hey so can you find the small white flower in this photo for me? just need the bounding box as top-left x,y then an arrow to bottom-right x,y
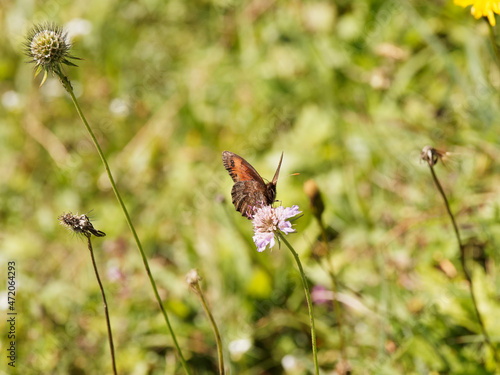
281,354 -> 299,371
186,269 -> 201,286
228,338 -> 252,357
251,205 -> 301,252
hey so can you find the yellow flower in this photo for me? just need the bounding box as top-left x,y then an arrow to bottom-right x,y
455,0 -> 500,26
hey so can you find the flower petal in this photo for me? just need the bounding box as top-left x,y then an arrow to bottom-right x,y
251,204 -> 301,251
487,10 -> 497,25
253,231 -> 275,252
456,1 -> 500,24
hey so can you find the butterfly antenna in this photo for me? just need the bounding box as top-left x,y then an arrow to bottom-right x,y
272,152 -> 284,184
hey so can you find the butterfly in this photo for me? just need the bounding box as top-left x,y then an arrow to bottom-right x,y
222,151 -> 283,219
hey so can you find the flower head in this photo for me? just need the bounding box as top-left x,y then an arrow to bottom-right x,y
251,205 -> 301,252
420,145 -> 450,167
186,269 -> 202,288
59,212 -> 106,238
24,23 -> 81,86
454,0 -> 500,26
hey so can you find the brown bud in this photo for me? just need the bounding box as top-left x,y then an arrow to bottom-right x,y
304,179 -> 324,220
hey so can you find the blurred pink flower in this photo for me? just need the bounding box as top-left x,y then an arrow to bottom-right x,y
252,205 -> 301,252
311,285 -> 333,305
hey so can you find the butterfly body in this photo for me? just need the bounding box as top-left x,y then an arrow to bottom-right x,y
222,151 -> 283,219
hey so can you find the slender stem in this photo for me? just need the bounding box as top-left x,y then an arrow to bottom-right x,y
58,73 -> 191,374
192,283 -> 225,375
317,219 -> 347,365
277,232 -> 319,375
428,163 -> 499,366
487,21 -> 500,69
86,235 -> 118,375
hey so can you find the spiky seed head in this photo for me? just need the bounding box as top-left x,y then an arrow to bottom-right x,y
59,212 -> 106,238
24,23 -> 81,86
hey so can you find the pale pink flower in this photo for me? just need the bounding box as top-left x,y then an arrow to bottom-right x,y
251,205 -> 301,252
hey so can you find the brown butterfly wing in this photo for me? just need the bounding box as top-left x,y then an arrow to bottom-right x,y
222,151 -> 270,219
222,151 -> 266,184
231,181 -> 270,218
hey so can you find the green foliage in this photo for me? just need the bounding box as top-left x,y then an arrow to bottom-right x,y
2,0 -> 500,373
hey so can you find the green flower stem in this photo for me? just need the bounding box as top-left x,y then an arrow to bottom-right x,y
317,219 -> 346,366
427,163 -> 499,366
487,21 -> 500,69
57,72 -> 192,375
86,235 -> 117,375
191,282 -> 225,375
277,232 -> 319,375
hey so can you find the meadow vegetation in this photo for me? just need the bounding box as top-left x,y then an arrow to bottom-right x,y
2,0 -> 500,374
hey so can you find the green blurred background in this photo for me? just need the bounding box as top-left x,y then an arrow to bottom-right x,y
2,0 -> 500,373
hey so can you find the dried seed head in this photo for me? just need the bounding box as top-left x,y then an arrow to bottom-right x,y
59,212 -> 106,238
186,269 -> 202,292
420,145 -> 449,167
24,23 -> 81,86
